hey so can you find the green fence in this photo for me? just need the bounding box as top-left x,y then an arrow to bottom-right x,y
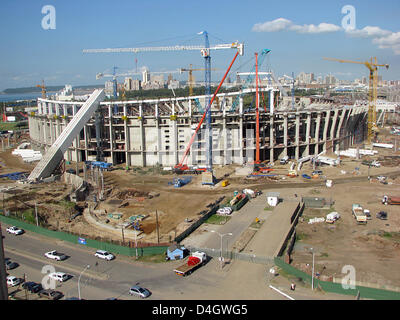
0,214 -> 168,257
274,257 -> 400,300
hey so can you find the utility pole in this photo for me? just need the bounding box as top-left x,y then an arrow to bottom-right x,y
35,202 -> 39,226
0,223 -> 9,300
155,210 -> 160,244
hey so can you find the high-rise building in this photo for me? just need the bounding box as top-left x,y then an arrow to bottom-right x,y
142,69 -> 150,84
105,80 -> 114,95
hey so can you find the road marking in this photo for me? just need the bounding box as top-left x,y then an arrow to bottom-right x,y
269,285 -> 295,300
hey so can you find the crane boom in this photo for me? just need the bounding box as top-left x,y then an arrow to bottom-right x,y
176,51 -> 240,168
83,42 -> 244,55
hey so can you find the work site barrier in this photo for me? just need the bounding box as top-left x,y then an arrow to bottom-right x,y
0,214 -> 168,257
187,246 -> 274,265
274,257 -> 400,300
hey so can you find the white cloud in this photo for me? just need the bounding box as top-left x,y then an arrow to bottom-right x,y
346,26 -> 392,38
290,23 -> 342,34
373,31 -> 400,55
252,18 -> 293,32
252,18 -> 341,34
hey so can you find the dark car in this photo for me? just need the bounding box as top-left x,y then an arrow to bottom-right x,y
5,260 -> 19,270
376,211 -> 388,220
38,289 -> 64,300
22,281 -> 43,293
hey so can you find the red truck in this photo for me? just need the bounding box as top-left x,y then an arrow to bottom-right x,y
382,195 -> 400,205
173,251 -> 207,276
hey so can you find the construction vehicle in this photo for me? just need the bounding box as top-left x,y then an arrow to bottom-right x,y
324,57 -> 389,144
382,195 -> 400,205
352,204 -> 367,224
173,251 -> 207,276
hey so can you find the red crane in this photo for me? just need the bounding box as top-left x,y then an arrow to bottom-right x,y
174,51 -> 241,171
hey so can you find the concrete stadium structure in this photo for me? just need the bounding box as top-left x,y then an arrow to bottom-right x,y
28,87 -> 367,167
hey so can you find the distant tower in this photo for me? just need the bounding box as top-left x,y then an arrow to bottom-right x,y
142,69 -> 150,84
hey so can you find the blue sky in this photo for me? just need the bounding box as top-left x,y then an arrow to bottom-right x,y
0,0 -> 399,90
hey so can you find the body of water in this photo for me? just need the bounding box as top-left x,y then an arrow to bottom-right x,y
0,92 -> 56,102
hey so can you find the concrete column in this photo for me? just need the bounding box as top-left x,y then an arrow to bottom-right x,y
223,115 -> 228,165
108,105 -> 114,164
314,112 -> 321,155
123,104 -> 130,167
283,113 -> 288,157
188,99 -> 192,118
322,110 -> 331,152
83,125 -> 88,161
239,95 -> 243,115
139,105 -> 146,167
295,113 -> 300,160
239,117 -> 244,165
335,108 -> 347,152
305,112 -> 311,156
269,89 -> 274,115
330,109 -> 339,153
269,116 -> 274,162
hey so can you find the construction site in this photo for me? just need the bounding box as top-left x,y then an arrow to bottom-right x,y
1,37 -> 400,293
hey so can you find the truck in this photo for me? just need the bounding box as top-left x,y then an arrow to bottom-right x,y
352,204 -> 367,224
382,195 -> 400,205
173,251 -> 207,276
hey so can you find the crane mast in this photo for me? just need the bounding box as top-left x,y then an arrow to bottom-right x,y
323,56 -> 389,144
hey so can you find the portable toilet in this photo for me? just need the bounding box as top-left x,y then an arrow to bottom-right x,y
266,192 -> 280,207
167,244 -> 187,260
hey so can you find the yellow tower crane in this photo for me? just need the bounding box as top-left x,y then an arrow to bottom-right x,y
323,57 -> 389,144
180,64 -> 218,96
36,80 -> 47,99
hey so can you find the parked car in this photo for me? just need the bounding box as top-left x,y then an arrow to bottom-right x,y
49,272 -> 70,282
129,285 -> 151,298
5,260 -> 19,270
312,170 -> 323,176
22,281 -> 43,293
6,276 -> 23,287
38,289 -> 64,300
376,211 -> 388,220
95,250 -> 115,261
6,226 -> 24,235
44,250 -> 67,261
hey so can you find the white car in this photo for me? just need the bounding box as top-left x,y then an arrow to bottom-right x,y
44,250 -> 67,261
94,250 -> 115,261
49,272 -> 69,282
6,226 -> 24,235
7,276 -> 22,287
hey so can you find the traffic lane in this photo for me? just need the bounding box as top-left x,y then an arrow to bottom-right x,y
4,249 -> 137,300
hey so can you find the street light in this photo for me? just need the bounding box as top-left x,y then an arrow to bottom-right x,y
308,248 -> 315,291
78,264 -> 90,300
210,230 -> 233,269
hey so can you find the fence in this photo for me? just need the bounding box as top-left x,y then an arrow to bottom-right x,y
186,246 -> 274,265
274,257 -> 400,300
0,214 -> 169,257
174,205 -> 219,243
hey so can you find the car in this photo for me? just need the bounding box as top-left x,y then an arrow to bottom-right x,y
128,285 -> 151,298
312,170 -> 323,176
376,211 -> 388,220
44,250 -> 67,261
6,226 -> 24,235
49,272 -> 69,282
6,276 -> 23,287
38,289 -> 64,300
5,260 -> 19,270
95,250 -> 115,261
22,281 -> 43,293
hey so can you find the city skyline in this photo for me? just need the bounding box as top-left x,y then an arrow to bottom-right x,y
1,0 -> 399,91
